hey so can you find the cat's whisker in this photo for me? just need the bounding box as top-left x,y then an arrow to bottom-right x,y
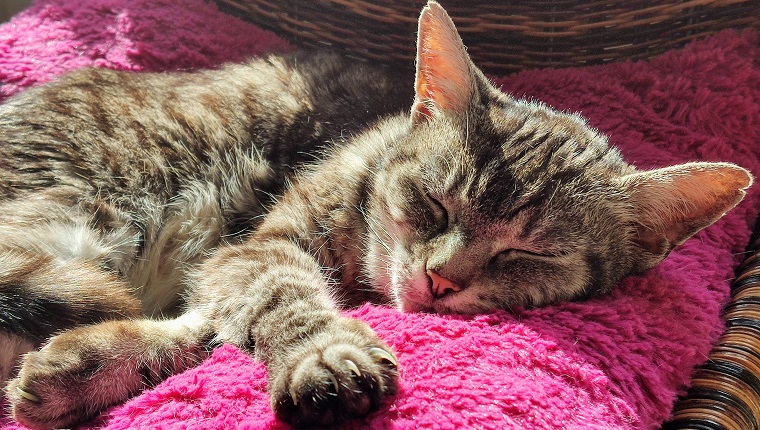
362,213 -> 395,256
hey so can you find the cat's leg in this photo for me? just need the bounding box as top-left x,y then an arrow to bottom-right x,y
1,188 -> 220,429
0,253 -> 141,384
0,187 -> 148,427
191,238 -> 398,426
0,191 -> 144,385
6,311 -> 213,430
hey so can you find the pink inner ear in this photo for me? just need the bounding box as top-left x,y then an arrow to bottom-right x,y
412,2 -> 474,123
626,162 -> 752,250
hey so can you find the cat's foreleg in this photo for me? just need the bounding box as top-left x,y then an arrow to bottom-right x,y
7,311 -> 213,430
191,238 -> 398,426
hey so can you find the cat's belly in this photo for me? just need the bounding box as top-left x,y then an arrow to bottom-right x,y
126,183 -> 229,317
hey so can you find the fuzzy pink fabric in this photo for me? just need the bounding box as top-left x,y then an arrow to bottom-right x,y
1,1 -> 759,429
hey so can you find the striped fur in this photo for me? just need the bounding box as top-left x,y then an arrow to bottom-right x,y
0,2 -> 752,428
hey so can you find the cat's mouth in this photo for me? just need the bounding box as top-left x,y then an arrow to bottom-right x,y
395,271 -> 464,314
396,277 -> 434,313
399,298 -> 434,313
399,295 -> 480,315
389,258 -> 481,314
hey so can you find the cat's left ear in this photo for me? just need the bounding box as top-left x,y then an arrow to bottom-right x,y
620,162 -> 753,268
412,1 -> 478,125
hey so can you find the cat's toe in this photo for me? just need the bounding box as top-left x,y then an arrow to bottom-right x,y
270,320 -> 398,426
6,348 -> 93,430
8,370 -> 57,429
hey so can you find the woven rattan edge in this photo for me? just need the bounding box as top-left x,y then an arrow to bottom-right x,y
663,214 -> 760,430
214,0 -> 760,74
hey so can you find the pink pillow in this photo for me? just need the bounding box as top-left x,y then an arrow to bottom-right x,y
1,1 -> 758,428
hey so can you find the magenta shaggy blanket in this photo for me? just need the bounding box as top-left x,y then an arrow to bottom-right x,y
1,1 -> 759,429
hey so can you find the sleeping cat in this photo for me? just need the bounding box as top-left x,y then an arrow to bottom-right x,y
0,1 -> 752,428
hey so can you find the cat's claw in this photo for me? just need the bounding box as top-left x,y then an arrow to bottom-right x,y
16,387 -> 41,403
369,347 -> 398,367
270,319 -> 398,426
345,359 -> 361,377
288,360 -> 361,406
327,371 -> 340,393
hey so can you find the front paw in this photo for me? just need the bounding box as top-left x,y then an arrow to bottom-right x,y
6,325 -> 141,430
8,344 -> 97,429
269,318 -> 398,426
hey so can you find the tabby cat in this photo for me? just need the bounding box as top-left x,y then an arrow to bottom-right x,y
0,2 -> 752,428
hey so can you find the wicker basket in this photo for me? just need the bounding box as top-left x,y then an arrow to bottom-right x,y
214,0 -> 760,73
664,222 -> 760,430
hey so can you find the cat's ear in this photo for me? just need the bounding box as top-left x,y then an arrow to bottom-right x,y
412,1 -> 477,124
621,162 -> 752,267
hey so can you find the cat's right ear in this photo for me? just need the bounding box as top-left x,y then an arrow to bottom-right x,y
412,1 -> 477,125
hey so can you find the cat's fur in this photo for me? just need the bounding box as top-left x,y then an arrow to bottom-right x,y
0,2 -> 752,428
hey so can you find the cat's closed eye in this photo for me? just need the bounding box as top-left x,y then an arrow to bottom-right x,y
491,248 -> 557,265
423,191 -> 448,233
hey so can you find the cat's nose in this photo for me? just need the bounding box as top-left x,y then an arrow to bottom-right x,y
427,270 -> 461,299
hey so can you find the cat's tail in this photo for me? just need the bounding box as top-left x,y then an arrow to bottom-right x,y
6,310 -> 215,430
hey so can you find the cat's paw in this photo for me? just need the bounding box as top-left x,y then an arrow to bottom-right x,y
269,318 -> 398,426
6,324 -> 141,430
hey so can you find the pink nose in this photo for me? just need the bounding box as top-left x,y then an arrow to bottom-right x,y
428,270 -> 461,299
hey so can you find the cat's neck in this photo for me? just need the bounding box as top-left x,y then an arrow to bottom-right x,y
251,114 -> 412,308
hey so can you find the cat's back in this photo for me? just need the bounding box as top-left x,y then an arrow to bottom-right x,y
0,51 -> 409,202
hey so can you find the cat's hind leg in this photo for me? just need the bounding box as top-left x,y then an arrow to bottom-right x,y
0,189 -> 143,380
0,187 -> 221,429
0,251 -> 143,346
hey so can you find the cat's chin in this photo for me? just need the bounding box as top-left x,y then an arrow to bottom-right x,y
398,299 -> 434,314
397,296 -> 483,315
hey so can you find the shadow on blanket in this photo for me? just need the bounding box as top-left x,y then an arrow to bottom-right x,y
0,0 -> 758,429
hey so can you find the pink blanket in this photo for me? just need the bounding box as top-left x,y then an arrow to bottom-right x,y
1,1 -> 759,429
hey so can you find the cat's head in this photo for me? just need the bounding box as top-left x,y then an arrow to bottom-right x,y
363,1 -> 753,313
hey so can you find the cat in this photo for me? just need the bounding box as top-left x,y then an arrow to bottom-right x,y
0,1 -> 752,428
